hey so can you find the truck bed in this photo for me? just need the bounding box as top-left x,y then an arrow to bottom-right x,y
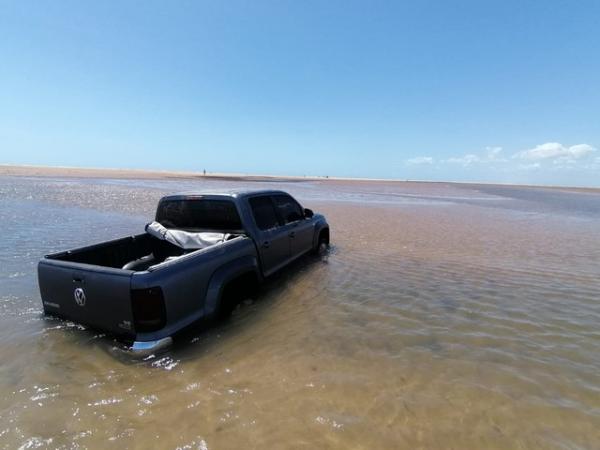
46,233 -> 185,270
38,232 -> 253,341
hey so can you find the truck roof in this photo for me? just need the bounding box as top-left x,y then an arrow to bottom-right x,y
159,189 -> 289,201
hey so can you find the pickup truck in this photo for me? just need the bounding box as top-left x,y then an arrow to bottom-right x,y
38,189 -> 330,354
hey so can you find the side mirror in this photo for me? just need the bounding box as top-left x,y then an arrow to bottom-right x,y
304,208 -> 314,219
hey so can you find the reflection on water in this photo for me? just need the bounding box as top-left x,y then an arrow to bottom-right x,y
0,176 -> 599,449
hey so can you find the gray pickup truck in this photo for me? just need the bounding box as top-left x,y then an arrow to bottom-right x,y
38,189 -> 330,353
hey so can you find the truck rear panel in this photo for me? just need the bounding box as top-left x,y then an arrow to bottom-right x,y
38,260 -> 136,338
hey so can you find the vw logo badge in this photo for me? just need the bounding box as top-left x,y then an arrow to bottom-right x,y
74,287 -> 86,306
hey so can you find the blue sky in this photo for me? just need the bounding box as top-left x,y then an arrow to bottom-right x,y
1,1 -> 599,186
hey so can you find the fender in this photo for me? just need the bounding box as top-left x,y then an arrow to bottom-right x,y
312,215 -> 330,249
204,255 -> 261,317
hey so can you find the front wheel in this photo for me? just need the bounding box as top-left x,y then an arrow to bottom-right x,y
313,233 -> 330,256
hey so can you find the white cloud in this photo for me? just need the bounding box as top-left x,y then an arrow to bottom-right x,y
404,143 -> 597,175
515,142 -> 596,161
406,156 -> 434,165
582,156 -> 600,170
445,146 -> 505,167
447,154 -> 480,166
485,146 -> 504,160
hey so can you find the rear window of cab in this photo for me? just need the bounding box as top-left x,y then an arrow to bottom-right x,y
156,199 -> 242,231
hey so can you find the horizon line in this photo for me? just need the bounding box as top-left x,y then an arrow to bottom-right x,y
1,163 -> 599,192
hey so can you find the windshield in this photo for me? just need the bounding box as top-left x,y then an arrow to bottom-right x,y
156,199 -> 243,231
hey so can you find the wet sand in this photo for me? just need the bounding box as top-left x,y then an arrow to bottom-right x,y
0,169 -> 599,449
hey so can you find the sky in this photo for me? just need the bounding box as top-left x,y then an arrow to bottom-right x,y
1,0 -> 599,186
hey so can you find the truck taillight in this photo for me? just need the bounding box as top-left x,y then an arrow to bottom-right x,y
131,287 -> 166,332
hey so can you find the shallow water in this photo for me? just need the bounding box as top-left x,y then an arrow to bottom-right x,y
1,176 -> 599,449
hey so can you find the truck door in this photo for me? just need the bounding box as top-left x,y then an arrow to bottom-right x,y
248,196 -> 290,276
271,194 -> 314,257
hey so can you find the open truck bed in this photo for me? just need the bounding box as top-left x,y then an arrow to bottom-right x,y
38,232 -> 257,351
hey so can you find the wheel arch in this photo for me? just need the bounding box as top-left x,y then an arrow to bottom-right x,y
204,255 -> 261,317
313,223 -> 330,250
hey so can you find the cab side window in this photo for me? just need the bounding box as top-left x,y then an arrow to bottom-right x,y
272,195 -> 303,224
249,196 -> 281,230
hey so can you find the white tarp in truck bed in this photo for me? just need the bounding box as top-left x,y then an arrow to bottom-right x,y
145,221 -> 230,250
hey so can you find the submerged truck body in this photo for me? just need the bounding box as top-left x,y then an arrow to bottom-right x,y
38,189 -> 330,353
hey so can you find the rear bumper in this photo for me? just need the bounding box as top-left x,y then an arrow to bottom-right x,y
129,337 -> 173,356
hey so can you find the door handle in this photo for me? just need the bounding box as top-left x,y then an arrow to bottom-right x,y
262,241 -> 270,248
289,231 -> 296,238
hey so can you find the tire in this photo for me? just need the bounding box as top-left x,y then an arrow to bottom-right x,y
215,285 -> 238,320
215,273 -> 258,320
313,232 -> 329,256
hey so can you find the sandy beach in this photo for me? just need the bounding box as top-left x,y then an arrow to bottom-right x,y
3,163 -> 599,194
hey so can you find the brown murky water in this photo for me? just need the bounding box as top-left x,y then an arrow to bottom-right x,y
1,176 -> 599,449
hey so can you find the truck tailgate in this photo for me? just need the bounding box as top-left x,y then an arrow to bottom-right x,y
38,260 -> 135,338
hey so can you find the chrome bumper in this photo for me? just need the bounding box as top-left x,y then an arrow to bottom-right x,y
129,337 -> 173,355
